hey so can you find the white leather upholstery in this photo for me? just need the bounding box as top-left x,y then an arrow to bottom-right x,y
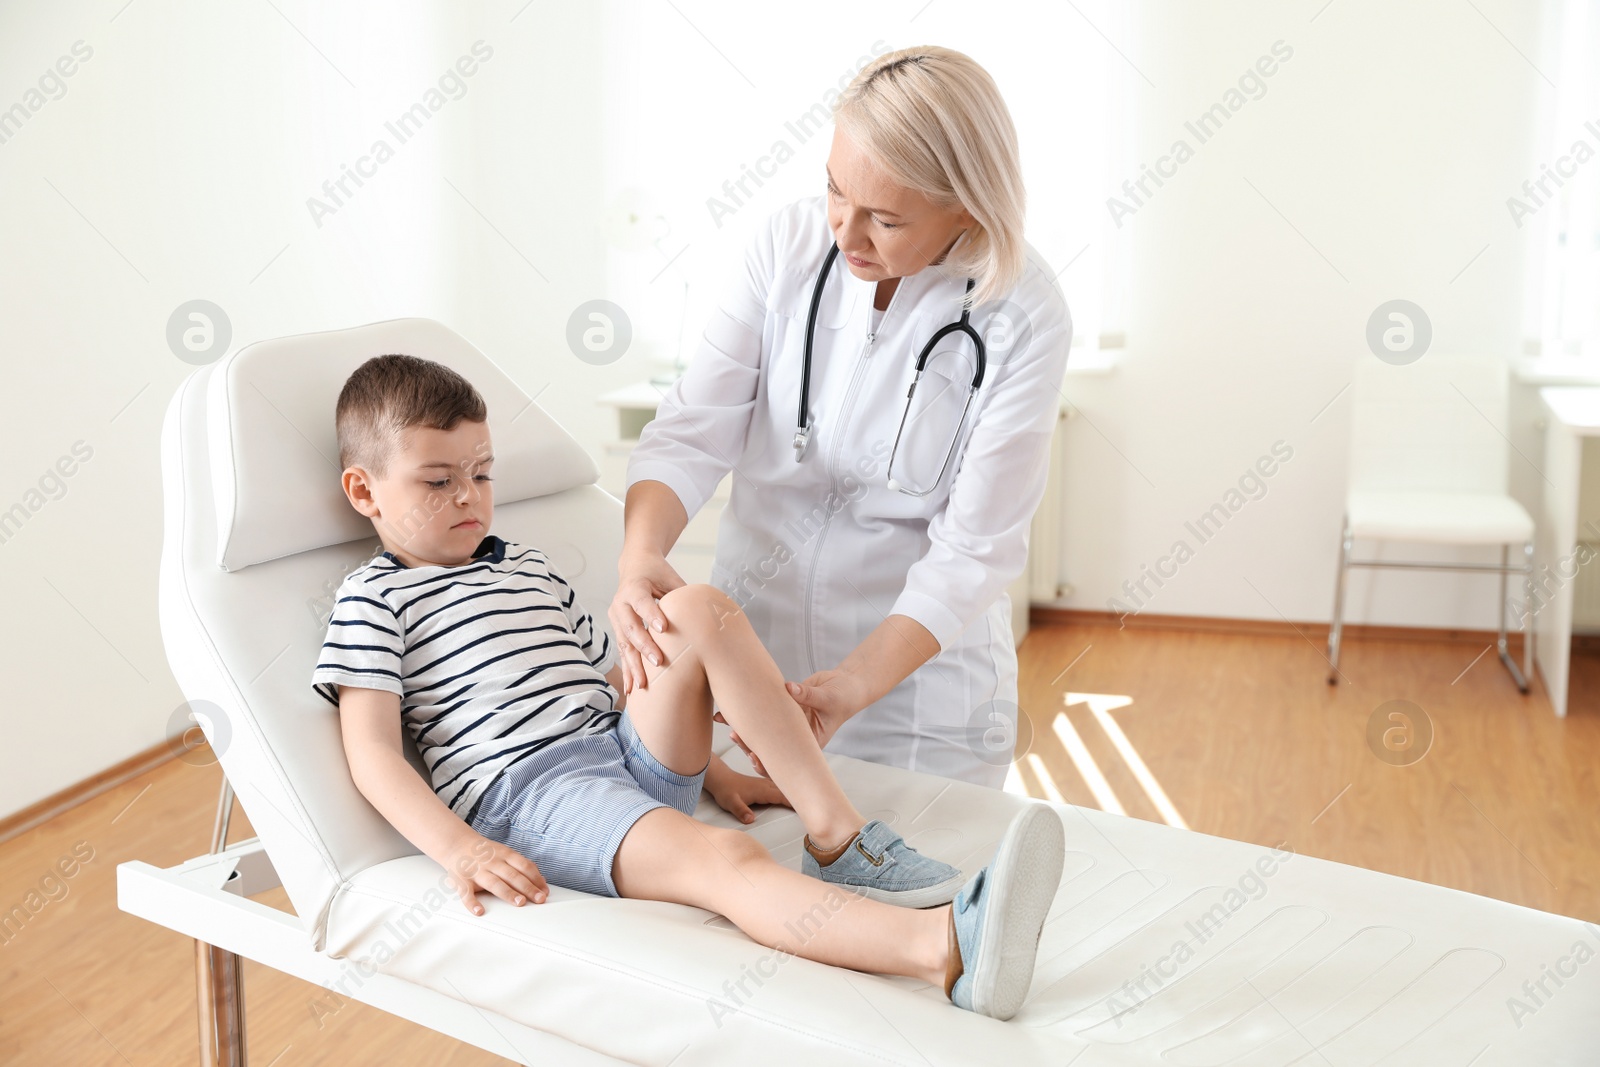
1347,489 -> 1535,544
208,317 -> 596,572
324,757 -> 1599,1065
162,322 -> 1597,1064
1349,353 -> 1512,498
160,319 -> 626,941
1345,354 -> 1532,547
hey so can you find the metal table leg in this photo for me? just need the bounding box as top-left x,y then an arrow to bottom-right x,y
195,776 -> 247,1066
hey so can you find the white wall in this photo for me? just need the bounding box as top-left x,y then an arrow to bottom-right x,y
1056,0 -> 1550,628
588,0 -> 1123,388
583,0 -> 1559,632
0,0 -> 1565,817
0,1 -> 610,817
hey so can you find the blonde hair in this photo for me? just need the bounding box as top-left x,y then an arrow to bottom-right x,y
832,46 -> 1025,308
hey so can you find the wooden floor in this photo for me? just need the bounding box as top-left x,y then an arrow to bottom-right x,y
1014,619 -> 1600,923
1,622 -> 1596,1064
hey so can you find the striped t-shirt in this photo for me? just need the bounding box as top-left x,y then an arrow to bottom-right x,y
311,534 -> 619,823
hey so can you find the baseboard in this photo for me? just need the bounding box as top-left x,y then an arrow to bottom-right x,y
1030,605 -> 1534,647
0,739 -> 187,845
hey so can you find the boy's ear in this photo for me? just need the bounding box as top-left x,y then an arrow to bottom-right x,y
342,467 -> 380,519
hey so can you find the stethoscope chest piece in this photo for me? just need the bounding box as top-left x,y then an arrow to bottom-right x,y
792,424 -> 812,461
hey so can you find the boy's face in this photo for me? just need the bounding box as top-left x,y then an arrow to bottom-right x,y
342,419 -> 495,569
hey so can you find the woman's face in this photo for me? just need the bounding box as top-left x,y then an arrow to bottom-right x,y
825,128 -> 974,285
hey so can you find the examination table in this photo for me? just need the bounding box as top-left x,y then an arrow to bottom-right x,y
118,318 -> 1599,1065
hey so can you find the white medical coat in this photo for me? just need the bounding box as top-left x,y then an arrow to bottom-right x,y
626,195 -> 1072,787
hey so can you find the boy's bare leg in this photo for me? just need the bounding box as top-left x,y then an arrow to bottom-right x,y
622,584 -> 867,850
612,807 -> 949,987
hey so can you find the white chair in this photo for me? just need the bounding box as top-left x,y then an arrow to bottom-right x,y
119,320 -> 1595,1064
1328,353 -> 1536,690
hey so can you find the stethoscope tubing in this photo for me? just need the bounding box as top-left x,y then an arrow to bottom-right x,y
795,242 -> 986,496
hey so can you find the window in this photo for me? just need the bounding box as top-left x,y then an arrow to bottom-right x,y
595,1 -> 1132,368
1520,0 -> 1600,375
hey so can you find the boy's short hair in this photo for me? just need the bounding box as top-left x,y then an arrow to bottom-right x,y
336,354 -> 487,476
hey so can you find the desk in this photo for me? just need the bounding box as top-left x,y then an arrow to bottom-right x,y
1535,386 -> 1600,715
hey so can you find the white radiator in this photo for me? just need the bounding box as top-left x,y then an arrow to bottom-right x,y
1007,400 -> 1072,646
1028,401 -> 1073,602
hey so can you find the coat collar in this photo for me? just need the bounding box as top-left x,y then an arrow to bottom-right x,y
837,250 -> 971,332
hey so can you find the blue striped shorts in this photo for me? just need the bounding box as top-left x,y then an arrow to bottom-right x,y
466,710 -> 708,897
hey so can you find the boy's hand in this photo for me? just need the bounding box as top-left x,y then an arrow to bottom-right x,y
706,759 -> 791,824
441,832 -> 548,915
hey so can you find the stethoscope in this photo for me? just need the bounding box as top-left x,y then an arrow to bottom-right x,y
794,243 -> 987,497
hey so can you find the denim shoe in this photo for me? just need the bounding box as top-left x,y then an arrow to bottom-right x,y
801,819 -> 965,908
944,805 -> 1065,1021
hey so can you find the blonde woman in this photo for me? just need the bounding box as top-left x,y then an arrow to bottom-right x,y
610,46 -> 1071,792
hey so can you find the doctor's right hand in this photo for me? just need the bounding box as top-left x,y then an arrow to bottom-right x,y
609,550 -> 686,694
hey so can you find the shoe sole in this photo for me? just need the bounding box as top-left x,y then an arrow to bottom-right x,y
969,805 -> 1065,1021
836,872 -> 966,908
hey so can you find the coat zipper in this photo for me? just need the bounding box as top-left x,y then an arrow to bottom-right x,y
802,277 -> 908,673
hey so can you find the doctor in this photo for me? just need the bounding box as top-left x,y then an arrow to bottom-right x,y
609,46 -> 1071,789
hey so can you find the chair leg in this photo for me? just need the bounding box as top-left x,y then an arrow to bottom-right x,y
1524,539 -> 1535,689
1327,516 -> 1352,684
1496,543 -> 1530,694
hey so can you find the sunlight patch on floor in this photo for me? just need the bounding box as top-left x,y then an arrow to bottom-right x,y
1024,752 -> 1065,804
1068,692 -> 1190,830
1001,692 -> 1191,829
1051,703 -> 1125,815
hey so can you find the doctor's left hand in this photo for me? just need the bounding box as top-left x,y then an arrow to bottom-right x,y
723,670 -> 870,777
784,671 -> 869,751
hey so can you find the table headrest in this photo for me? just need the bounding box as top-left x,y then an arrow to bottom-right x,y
208,317 -> 598,571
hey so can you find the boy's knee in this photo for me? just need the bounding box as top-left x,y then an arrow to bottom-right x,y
706,825 -> 769,869
659,583 -> 744,637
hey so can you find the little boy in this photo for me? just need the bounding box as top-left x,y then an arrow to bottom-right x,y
311,354 -> 1064,1020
